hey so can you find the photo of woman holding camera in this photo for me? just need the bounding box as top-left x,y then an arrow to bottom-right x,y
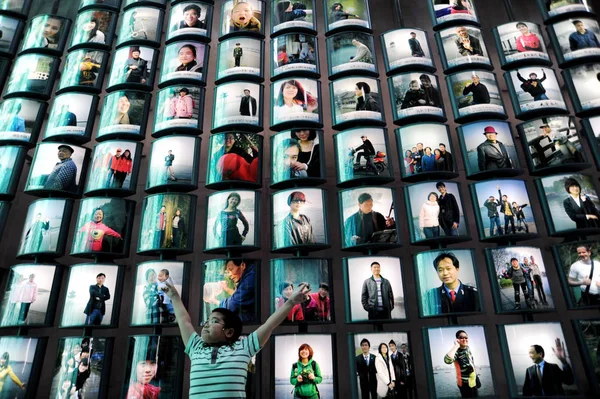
290,343 -> 322,399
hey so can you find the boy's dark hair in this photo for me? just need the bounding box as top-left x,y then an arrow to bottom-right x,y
319,283 -> 329,291
183,4 -> 201,15
436,181 -> 446,189
455,330 -> 467,339
531,344 -> 545,357
96,273 -> 106,278
510,257 -> 519,263
389,339 -> 396,346
211,308 -> 243,342
433,252 -> 459,270
360,338 -> 370,347
159,269 -> 170,276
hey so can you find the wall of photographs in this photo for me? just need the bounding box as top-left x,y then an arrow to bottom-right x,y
2,0 -> 600,398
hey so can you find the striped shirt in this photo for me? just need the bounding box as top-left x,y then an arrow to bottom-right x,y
185,331 -> 261,398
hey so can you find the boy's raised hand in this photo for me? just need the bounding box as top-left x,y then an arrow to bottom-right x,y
161,281 -> 179,299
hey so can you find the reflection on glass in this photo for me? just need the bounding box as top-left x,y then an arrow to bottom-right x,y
6,54 -> 55,96
87,142 -> 136,192
22,15 -> 65,51
0,146 -> 22,196
139,194 -> 193,252
0,337 -> 39,396
59,50 -> 103,90
17,199 -> 67,257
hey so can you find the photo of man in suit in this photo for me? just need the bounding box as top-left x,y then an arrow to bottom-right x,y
436,182 -> 460,236
522,340 -> 574,396
389,340 -> 415,398
399,343 -> 415,398
476,126 -> 512,171
430,252 -> 479,314
84,272 -> 111,325
361,261 -> 394,320
356,338 -> 377,399
239,88 -> 257,116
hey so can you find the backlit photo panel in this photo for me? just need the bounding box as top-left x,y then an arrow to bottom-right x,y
68,9 -> 116,51
572,319 -> 600,394
0,264 -> 60,327
505,67 -> 567,119
499,322 -> 578,397
270,129 -> 325,188
61,264 -> 120,327
205,190 -> 259,253
405,181 -> 470,243
131,261 -> 187,326
167,1 -> 213,42
273,33 -> 319,79
271,0 -> 316,35
107,45 -> 158,92
563,63 -> 600,116
273,77 -> 322,129
471,179 -> 538,240
0,336 -> 45,398
343,256 -> 406,322
272,188 -> 328,252
389,73 -> 445,124
216,37 -> 263,82
273,334 -> 335,398
339,186 -> 399,250
334,127 -> 393,186
330,76 -> 383,129
327,32 -> 375,78
427,0 -> 479,30
414,249 -> 481,317
0,16 -> 24,58
436,26 -> 492,73
85,140 -> 142,195
17,198 -> 73,259
0,145 -> 27,199
537,0 -> 594,22
486,247 -> 555,313
552,240 -> 600,309
116,6 -> 164,48
202,258 -> 259,323
153,85 -> 204,137
424,325 -> 495,398
20,15 -> 69,55
517,116 -> 586,174
57,49 -> 108,93
446,70 -> 506,122
4,53 -> 59,100
0,0 -> 32,16
220,0 -> 265,39
324,0 -> 371,33
97,90 -> 151,140
43,93 -> 97,143
0,99 -> 47,145
271,258 -> 331,323
548,18 -> 600,66
212,81 -> 262,132
457,120 -> 520,179
146,135 -> 200,192
206,133 -> 262,188
381,28 -> 435,74
493,21 -> 550,69
537,173 -> 600,236
159,41 -> 208,87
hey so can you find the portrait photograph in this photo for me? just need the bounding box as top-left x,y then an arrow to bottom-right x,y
17,198 -> 72,258
71,197 -> 135,257
396,123 -> 455,180
339,187 -> 398,249
272,0 -> 315,34
0,145 -> 26,198
20,15 -> 69,55
117,6 -> 164,47
389,72 -> 445,123
437,26 -> 491,73
424,325 -> 495,398
549,18 -> 600,65
273,334 -> 335,399
0,15 -> 23,57
563,63 -> 600,115
220,0 -> 264,39
0,337 -> 43,398
406,181 -> 469,243
327,32 -> 375,78
271,258 -> 331,323
574,319 -> 600,394
25,143 -> 88,196
350,332 -> 413,399
552,241 -> 600,308
472,179 -> 538,240
271,129 -> 325,188
57,49 -> 108,93
60,264 -> 120,327
446,70 -> 506,121
205,190 -> 258,253
159,41 -> 208,86
202,258 -> 258,324
138,193 -> 196,254
43,93 -> 97,143
107,45 -> 157,91
272,78 -> 321,128
49,337 -> 112,399
146,135 -> 200,192
4,53 -> 58,100
85,140 -> 141,195
538,0 -> 595,21
487,246 -> 555,313
0,264 -> 59,327
414,249 -> 481,317
324,0 -> 371,32
0,98 -> 47,145
334,127 -> 392,185
272,33 -> 318,78
68,9 -> 116,51
80,0 -> 122,11
344,256 -> 406,322
206,133 -> 262,187
153,85 -> 204,136
582,116 -> 600,167
330,77 -> 382,128
272,188 -> 328,252
537,173 -> 600,236
97,90 -> 151,140
517,116 -> 586,174
428,0 -> 478,28
457,120 -> 520,178
167,1 -> 212,42
381,28 -> 435,73
0,0 -> 31,16
494,21 -> 550,68
505,67 -> 567,117
499,322 -> 577,397
122,335 -> 183,399
131,261 -> 187,326
212,81 -> 262,131
216,37 -> 263,82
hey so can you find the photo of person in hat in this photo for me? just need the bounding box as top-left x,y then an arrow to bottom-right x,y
44,144 -> 78,192
476,126 -> 512,171
78,53 -> 101,86
125,46 -> 148,84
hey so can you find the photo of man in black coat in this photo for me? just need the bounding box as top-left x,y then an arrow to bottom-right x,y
476,126 -> 512,171
239,88 -> 257,116
462,75 -> 490,105
522,340 -> 574,396
356,338 -> 377,399
436,182 -> 461,236
84,272 -> 111,325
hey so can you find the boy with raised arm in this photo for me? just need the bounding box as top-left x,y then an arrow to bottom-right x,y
161,281 -> 309,398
